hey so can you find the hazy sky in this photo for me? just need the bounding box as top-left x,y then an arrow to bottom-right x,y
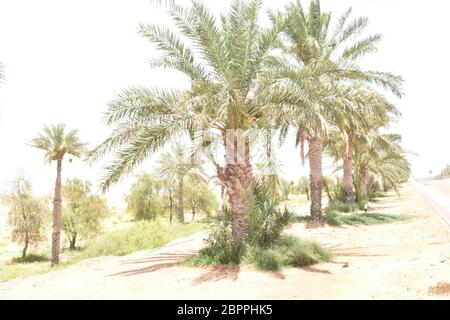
0,0 -> 449,202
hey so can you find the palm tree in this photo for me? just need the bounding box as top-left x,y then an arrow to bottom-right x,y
30,124 -> 85,266
155,143 -> 205,223
353,131 -> 410,199
325,86 -> 400,203
88,0 -> 291,246
268,0 -> 403,220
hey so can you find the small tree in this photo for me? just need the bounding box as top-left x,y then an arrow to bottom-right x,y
62,179 -> 109,250
4,175 -> 50,260
127,174 -> 166,221
184,180 -> 218,221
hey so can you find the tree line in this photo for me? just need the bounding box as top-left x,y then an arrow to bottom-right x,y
0,0 -> 411,266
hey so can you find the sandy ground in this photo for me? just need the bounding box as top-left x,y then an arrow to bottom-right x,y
0,182 -> 449,300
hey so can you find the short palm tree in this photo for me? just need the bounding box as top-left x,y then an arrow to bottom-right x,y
88,0 -> 292,246
30,124 -> 85,266
325,86 -> 400,202
269,0 -> 403,220
353,131 -> 410,199
155,143 -> 206,223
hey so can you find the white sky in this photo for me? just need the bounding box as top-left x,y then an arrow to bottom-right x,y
0,0 -> 449,203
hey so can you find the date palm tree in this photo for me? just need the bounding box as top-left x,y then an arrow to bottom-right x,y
30,124 -> 86,266
155,143 -> 206,223
269,0 -> 403,220
88,0 -> 293,246
325,86 -> 400,203
354,131 -> 410,200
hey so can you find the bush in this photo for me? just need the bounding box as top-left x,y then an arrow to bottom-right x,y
254,250 -> 280,271
243,236 -> 332,271
246,184 -> 292,248
323,176 -> 345,203
187,218 -> 243,265
287,240 -> 333,267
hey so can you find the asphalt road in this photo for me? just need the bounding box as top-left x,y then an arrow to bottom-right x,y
413,180 -> 450,226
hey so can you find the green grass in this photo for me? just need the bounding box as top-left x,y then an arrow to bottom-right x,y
292,212 -> 411,226
76,220 -> 204,259
0,262 -> 53,282
186,235 -> 333,271
0,219 -> 205,282
325,201 -> 366,214
325,213 -> 411,226
11,254 -> 50,264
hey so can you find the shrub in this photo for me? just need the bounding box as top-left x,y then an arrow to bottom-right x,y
246,184 -> 292,248
254,250 -> 280,271
243,236 -> 332,271
188,218 -> 243,265
323,176 -> 345,203
287,240 -> 333,267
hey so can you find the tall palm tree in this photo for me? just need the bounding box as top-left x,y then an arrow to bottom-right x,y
269,0 -> 403,220
30,124 -> 85,266
155,143 -> 205,223
88,0 -> 293,246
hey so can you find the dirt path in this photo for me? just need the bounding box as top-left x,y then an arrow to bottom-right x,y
0,183 -> 449,300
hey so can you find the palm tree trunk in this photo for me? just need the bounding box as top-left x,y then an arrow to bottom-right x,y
360,169 -> 369,199
51,158 -> 63,266
308,137 -> 323,222
177,177 -> 184,223
169,189 -> 173,223
218,131 -> 253,247
343,136 -> 355,203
